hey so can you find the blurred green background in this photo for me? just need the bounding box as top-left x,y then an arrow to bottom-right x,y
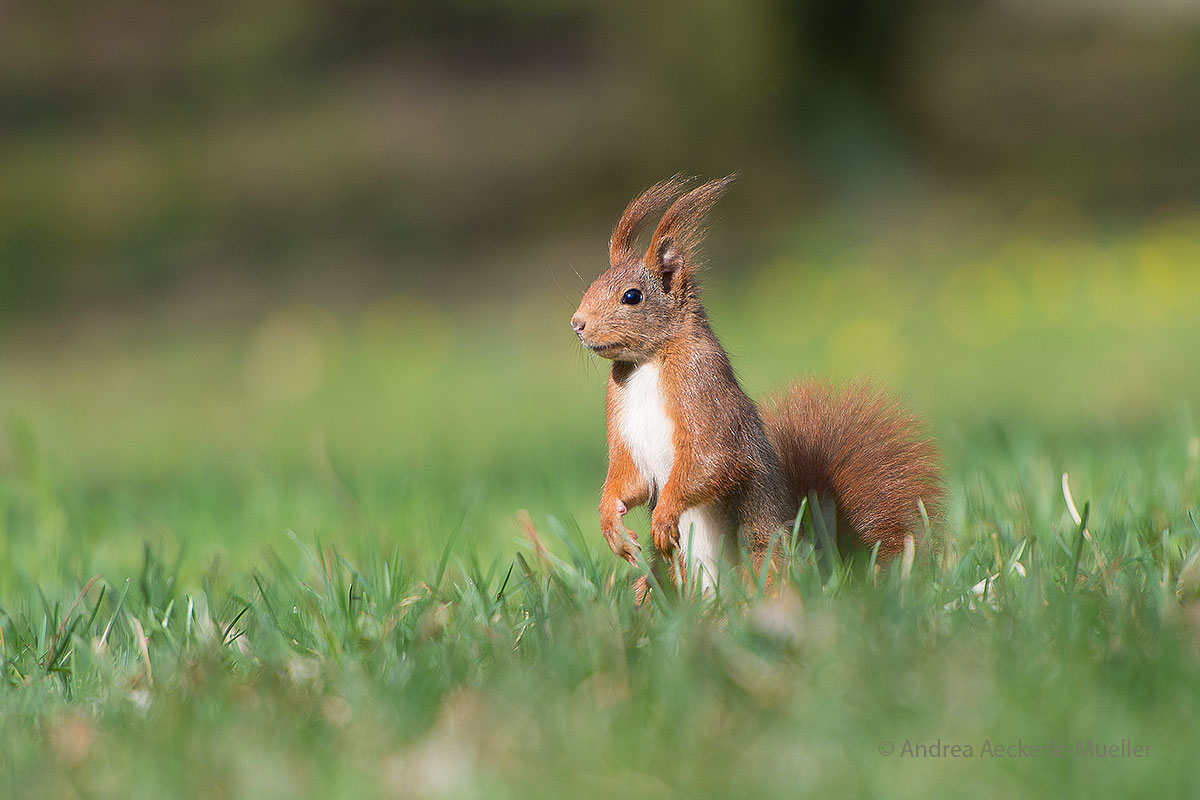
3,6 -> 1200,797
4,0 -> 1200,313
2,0 -> 1199,578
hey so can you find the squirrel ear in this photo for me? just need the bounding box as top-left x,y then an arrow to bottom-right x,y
646,174 -> 736,295
655,236 -> 685,294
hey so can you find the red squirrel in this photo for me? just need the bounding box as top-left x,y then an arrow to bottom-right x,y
570,176 -> 943,588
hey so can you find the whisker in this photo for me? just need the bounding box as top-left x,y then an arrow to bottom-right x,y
549,263 -> 580,309
564,257 -> 587,291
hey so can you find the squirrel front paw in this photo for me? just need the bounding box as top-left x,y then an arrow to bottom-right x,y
601,522 -> 640,563
651,511 -> 680,554
600,500 -> 640,563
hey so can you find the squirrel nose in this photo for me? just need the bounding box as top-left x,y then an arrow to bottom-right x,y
571,315 -> 586,333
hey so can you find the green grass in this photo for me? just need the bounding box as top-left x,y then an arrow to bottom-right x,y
2,221 -> 1200,798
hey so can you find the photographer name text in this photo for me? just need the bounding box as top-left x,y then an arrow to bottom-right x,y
878,738 -> 1149,759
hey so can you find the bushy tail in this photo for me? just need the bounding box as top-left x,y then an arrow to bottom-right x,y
761,378 -> 943,559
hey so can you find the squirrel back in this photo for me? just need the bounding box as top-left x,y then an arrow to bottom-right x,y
572,176 -> 943,583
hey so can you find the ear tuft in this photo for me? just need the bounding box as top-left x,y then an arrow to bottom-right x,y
609,175 -> 694,266
645,174 -> 736,293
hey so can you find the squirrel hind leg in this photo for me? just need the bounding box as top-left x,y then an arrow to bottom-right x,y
632,575 -> 651,605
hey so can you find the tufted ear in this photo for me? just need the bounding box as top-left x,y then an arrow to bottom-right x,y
609,175 -> 693,266
645,174 -> 735,296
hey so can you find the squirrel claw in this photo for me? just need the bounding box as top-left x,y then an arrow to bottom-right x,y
651,518 -> 679,555
602,523 -> 640,563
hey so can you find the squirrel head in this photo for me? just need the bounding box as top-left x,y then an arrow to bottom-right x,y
571,175 -> 734,362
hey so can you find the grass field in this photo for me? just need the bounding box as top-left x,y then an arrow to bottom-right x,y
2,211 -> 1200,798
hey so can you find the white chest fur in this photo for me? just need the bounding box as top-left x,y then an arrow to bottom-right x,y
619,364 -> 720,587
616,362 -> 727,590
617,362 -> 675,492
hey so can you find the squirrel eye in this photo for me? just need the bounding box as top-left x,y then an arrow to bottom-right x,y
621,288 -> 643,305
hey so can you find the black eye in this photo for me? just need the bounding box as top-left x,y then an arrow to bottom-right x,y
621,288 -> 643,305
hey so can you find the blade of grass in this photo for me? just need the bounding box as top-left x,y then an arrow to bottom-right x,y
1067,501 -> 1090,595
